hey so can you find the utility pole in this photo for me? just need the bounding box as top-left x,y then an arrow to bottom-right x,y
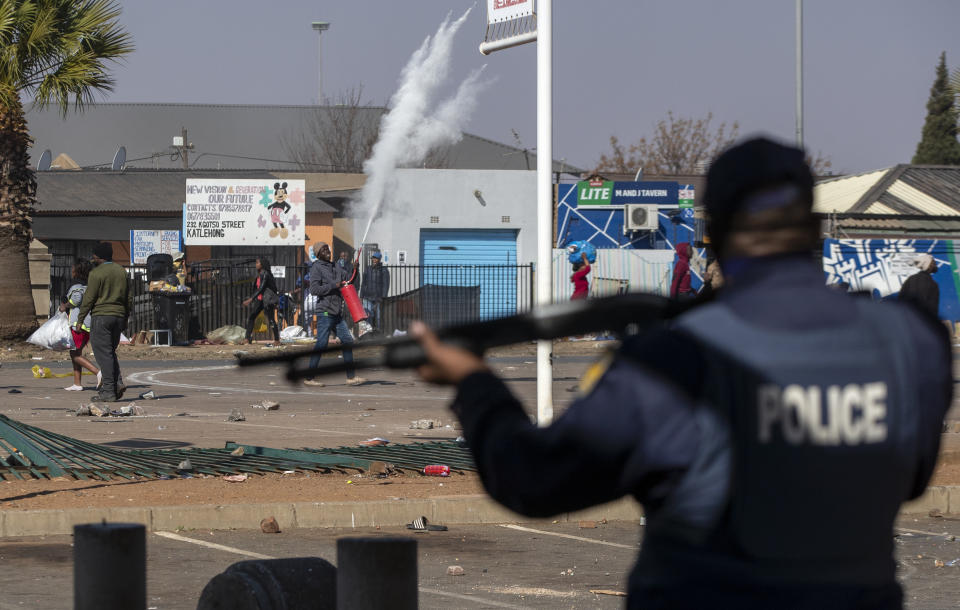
795,0 -> 804,149
312,21 -> 331,103
535,0 -> 553,426
181,127 -> 189,169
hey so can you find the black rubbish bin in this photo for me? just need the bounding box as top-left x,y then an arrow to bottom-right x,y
153,292 -> 191,345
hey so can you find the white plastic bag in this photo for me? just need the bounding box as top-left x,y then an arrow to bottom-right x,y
280,325 -> 304,339
27,312 -> 75,351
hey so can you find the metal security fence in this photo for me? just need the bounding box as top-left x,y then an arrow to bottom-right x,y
50,262 -> 534,340
375,264 -> 534,333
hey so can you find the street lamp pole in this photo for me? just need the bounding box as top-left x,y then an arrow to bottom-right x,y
312,21 -> 330,103
795,0 -> 803,149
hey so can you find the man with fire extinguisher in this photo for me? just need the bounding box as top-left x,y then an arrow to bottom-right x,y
303,242 -> 367,387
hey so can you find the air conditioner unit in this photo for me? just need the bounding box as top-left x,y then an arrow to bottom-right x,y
624,204 -> 659,232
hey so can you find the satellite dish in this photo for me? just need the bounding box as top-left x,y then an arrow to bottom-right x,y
111,146 -> 126,171
36,149 -> 52,171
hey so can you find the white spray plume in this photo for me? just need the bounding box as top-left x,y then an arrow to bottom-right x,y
356,7 -> 490,247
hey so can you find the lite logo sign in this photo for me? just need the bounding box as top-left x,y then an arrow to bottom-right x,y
575,180 -> 680,208
577,179 -> 613,206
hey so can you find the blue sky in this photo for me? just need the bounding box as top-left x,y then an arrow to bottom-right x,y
105,0 -> 960,174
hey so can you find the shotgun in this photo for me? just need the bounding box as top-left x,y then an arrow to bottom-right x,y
236,292 -> 704,382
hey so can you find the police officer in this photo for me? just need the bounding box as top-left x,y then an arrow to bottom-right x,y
410,137 -> 952,609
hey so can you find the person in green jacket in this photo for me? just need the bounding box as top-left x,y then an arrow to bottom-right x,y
75,242 -> 129,402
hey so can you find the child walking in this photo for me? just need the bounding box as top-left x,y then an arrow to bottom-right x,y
60,259 -> 101,391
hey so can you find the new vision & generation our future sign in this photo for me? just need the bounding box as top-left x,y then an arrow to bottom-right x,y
183,179 -> 306,246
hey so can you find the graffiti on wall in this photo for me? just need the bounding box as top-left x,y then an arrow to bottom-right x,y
822,238 -> 960,320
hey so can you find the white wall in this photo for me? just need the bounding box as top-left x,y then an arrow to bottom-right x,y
356,169 -> 537,266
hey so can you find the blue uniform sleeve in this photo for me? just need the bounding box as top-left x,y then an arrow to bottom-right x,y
453,334 -> 702,517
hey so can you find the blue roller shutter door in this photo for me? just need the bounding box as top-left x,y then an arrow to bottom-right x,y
420,229 -> 518,320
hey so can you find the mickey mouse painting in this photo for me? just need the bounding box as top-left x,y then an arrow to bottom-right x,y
268,182 -> 292,238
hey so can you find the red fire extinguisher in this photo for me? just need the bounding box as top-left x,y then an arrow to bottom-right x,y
342,248 -> 373,337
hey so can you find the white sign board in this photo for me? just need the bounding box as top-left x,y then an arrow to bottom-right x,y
487,0 -> 534,23
270,265 -> 286,279
184,179 -> 306,246
130,230 -> 181,265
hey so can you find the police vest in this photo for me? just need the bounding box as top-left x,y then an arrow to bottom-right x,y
665,299 -> 918,584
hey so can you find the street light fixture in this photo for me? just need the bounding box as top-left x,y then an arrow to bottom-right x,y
311,21 -> 330,103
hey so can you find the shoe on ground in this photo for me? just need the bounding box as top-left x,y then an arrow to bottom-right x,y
96,370 -> 102,389
116,384 -> 127,400
96,393 -> 118,403
64,384 -> 83,391
345,377 -> 367,386
303,379 -> 325,387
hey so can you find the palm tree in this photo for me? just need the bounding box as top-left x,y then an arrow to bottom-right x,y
0,0 -> 131,339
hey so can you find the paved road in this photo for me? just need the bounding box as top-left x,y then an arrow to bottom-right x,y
0,354 -> 600,452
0,516 -> 958,609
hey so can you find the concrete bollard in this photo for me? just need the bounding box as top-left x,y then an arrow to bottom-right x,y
74,522 -> 146,610
197,558 -> 337,610
336,537 -> 417,610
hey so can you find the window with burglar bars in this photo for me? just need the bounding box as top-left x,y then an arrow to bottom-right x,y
49,261 -> 534,340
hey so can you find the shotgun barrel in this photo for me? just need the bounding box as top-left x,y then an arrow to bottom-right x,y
236,292 -> 702,381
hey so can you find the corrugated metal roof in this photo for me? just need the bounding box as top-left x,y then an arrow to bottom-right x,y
813,169 -> 888,213
887,179 -> 959,215
813,166 -> 960,216
26,103 -> 581,175
35,170 -> 340,214
865,202 -> 896,214
832,217 -> 960,234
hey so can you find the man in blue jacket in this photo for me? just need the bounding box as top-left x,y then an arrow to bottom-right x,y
411,137 -> 952,609
360,251 -> 390,332
303,242 -> 366,387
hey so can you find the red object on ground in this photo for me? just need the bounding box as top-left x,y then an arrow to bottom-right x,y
423,464 -> 450,477
341,283 -> 368,322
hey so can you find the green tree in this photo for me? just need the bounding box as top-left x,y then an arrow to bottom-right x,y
0,0 -> 131,339
912,52 -> 960,165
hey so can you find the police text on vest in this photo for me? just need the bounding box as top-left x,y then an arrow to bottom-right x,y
757,383 -> 887,445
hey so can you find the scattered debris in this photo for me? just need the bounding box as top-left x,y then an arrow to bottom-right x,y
222,474 -> 248,482
226,408 -> 245,422
359,437 -> 389,447
407,516 -> 448,532
230,446 -> 245,456
75,404 -> 91,417
948,559 -> 960,567
561,568 -> 575,576
139,390 -> 157,400
423,464 -> 450,477
590,589 -> 626,597
119,405 -> 145,416
8,389 -> 21,394
446,565 -> 464,576
935,559 -> 945,568
930,509 -> 943,518
252,400 -> 280,410
578,520 -> 597,529
88,403 -> 109,417
366,461 -> 391,475
410,419 -> 439,430
260,516 -> 281,534
178,459 -> 193,471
